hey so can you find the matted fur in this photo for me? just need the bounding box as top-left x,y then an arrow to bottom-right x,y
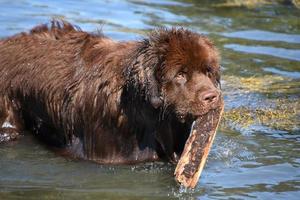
0,20 -> 221,164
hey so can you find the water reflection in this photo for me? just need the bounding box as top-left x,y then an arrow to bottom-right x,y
263,67 -> 300,79
224,44 -> 300,61
222,30 -> 300,44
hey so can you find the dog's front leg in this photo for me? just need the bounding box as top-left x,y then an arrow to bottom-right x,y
0,97 -> 22,143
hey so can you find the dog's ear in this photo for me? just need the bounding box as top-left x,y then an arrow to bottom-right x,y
147,70 -> 163,109
125,43 -> 164,109
139,55 -> 164,109
144,28 -> 172,109
128,28 -> 171,109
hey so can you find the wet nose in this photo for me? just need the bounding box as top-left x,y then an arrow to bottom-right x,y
200,90 -> 219,105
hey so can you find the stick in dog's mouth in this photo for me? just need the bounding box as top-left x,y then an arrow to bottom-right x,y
174,101 -> 224,188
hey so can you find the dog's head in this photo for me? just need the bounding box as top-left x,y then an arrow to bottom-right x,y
140,28 -> 222,123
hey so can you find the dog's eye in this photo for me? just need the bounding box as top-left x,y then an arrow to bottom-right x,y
175,71 -> 187,84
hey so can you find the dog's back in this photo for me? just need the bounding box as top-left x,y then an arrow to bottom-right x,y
0,20 -> 129,147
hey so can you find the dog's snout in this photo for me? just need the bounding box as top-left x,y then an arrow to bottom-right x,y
199,90 -> 219,105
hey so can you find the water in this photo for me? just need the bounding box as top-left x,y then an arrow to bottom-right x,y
0,0 -> 299,199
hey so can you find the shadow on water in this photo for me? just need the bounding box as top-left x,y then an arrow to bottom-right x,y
0,0 -> 299,199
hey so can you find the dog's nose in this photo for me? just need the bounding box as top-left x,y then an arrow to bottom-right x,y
200,90 -> 219,105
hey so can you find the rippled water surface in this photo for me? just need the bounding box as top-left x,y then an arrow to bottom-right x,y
0,0 -> 299,199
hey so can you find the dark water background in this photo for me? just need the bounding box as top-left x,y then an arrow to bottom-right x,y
0,0 -> 299,199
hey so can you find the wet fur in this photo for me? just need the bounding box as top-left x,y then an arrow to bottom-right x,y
0,20 -> 221,164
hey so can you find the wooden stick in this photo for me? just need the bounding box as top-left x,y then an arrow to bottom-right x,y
174,104 -> 224,188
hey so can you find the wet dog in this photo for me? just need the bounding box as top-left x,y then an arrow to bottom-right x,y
0,20 -> 221,164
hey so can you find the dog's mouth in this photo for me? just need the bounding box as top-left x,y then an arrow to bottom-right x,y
174,100 -> 224,188
176,95 -> 223,124
176,106 -> 218,124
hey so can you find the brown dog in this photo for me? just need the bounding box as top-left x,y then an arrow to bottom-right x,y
0,20 -> 222,164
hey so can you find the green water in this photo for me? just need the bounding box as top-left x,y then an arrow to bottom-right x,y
0,0 -> 299,199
